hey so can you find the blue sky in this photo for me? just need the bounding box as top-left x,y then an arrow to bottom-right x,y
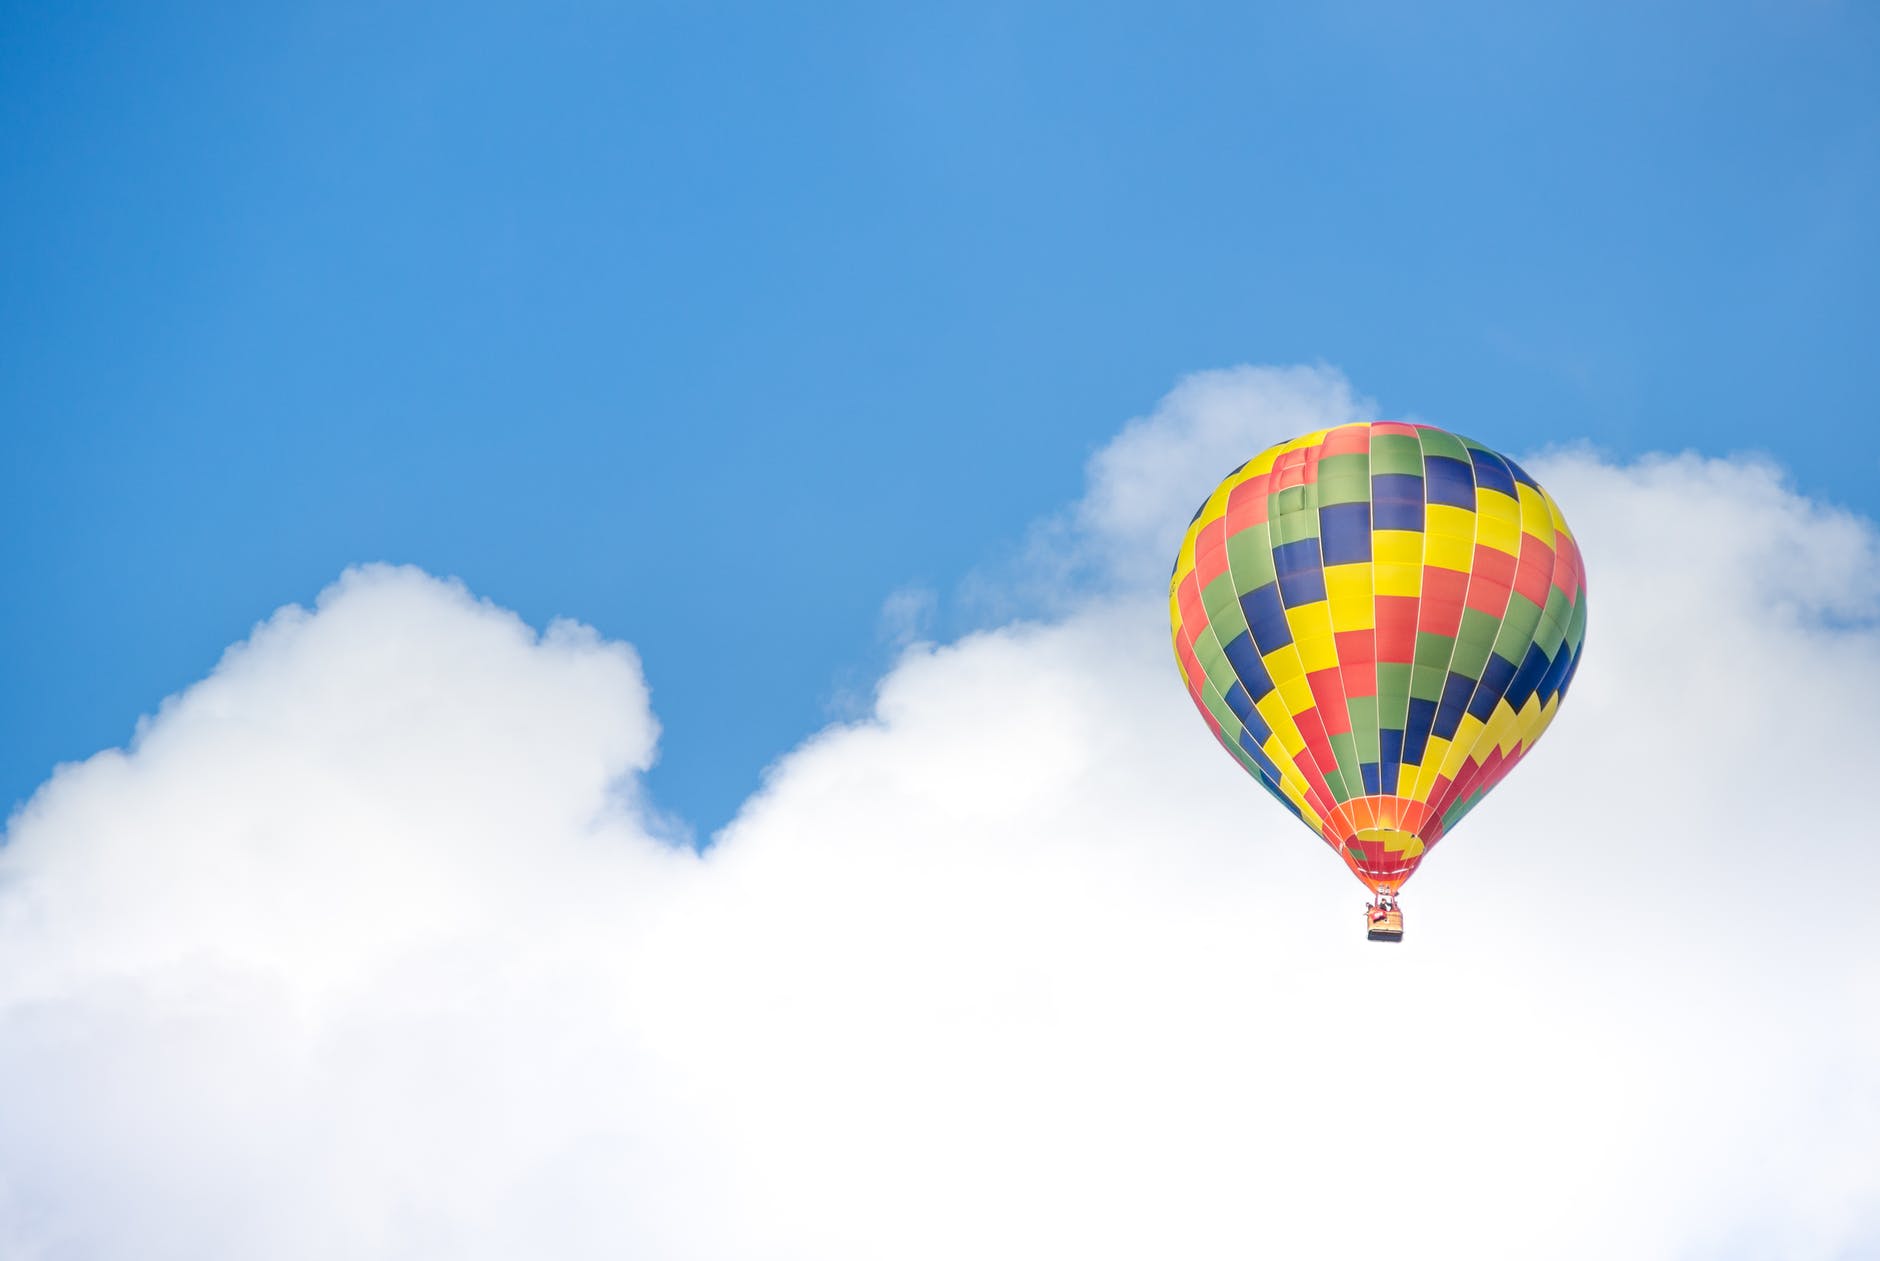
4,0 -> 1876,835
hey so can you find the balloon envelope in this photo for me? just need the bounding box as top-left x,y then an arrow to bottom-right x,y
1168,422 -> 1587,891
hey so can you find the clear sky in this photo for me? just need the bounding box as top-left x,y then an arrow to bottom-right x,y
4,0 -> 1876,834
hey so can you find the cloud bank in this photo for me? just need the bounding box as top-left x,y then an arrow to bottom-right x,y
2,366 -> 1875,1259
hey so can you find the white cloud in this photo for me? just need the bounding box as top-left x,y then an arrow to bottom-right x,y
1,369 -> 1875,1260
1076,364 -> 1376,586
967,365 -> 1375,619
877,583 -> 939,648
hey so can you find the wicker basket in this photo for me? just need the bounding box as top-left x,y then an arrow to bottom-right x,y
1365,909 -> 1404,942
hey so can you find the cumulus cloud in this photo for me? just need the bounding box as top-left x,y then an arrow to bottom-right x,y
1076,364 -> 1376,587
1,367 -> 1875,1260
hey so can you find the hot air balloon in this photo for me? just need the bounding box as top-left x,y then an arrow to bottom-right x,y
1168,423 -> 1587,941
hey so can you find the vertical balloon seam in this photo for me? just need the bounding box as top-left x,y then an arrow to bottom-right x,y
1515,478 -> 1582,813
1356,427 -> 1386,814
1413,422 -> 1441,833
1437,434 -> 1497,824
1352,423 -> 1398,878
1408,424 -> 1481,853
1402,422 -> 1443,824
1186,472 -> 1297,816
1271,437 -> 1361,817
1187,455 -> 1312,822
1379,420 -> 1434,876
1190,474 -> 1283,808
1374,422 -> 1441,881
1207,455 -> 1294,816
1508,470 -> 1581,812
1284,435 -> 1359,810
1323,424 -> 1383,856
1176,480 -> 1255,792
1385,422 -> 1432,838
1444,462 -> 1584,835
1323,428 -> 1383,823
1438,442 -> 1531,833
1428,427 -> 1490,844
1285,432 -> 1361,856
1235,436 -> 1344,838
1438,440 -> 1514,823
1243,434 -> 1345,838
1548,527 -> 1588,749
1440,440 -> 1529,832
1311,426 -> 1367,816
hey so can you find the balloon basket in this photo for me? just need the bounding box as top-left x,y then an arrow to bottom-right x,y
1365,908 -> 1404,942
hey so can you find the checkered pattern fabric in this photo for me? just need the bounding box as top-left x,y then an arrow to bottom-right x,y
1169,423 -> 1588,891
